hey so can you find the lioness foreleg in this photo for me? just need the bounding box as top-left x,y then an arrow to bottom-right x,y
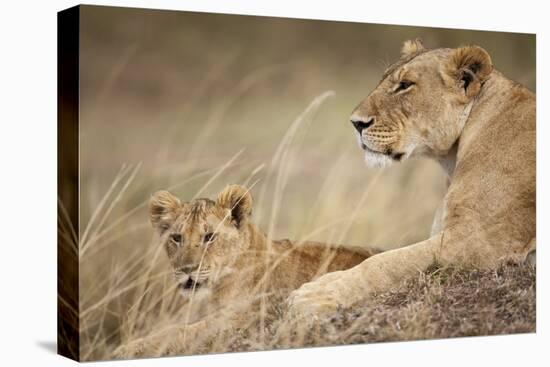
287,233 -> 445,320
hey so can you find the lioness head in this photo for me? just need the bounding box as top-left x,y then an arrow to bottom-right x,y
350,39 -> 493,167
149,185 -> 253,297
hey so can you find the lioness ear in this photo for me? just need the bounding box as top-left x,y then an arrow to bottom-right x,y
448,45 -> 493,99
216,185 -> 253,228
401,38 -> 425,57
149,190 -> 181,233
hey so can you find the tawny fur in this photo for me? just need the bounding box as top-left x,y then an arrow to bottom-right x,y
400,38 -> 425,57
114,185 -> 371,357
289,40 -> 535,319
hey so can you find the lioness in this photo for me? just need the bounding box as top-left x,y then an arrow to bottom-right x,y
287,39 -> 535,318
115,185 -> 372,357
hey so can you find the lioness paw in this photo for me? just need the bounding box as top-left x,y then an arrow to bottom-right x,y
286,271 -> 351,321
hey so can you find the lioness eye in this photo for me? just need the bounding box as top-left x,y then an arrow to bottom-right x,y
204,232 -> 216,243
170,233 -> 183,245
395,80 -> 414,92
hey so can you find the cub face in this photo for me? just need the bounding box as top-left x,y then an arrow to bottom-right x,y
149,185 -> 253,298
350,39 -> 493,167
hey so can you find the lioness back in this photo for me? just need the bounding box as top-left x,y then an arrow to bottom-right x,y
267,239 -> 371,291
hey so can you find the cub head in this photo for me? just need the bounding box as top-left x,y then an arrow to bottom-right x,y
350,39 -> 493,167
149,185 -> 253,297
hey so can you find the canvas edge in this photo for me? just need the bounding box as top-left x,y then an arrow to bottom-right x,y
57,4 -> 80,362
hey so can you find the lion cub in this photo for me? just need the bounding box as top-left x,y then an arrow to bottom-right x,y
114,185 -> 372,358
150,184 -> 372,315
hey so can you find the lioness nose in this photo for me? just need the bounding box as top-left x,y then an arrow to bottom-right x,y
350,117 -> 374,133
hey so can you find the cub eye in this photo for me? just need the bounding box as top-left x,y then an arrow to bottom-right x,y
395,80 -> 414,92
203,232 -> 217,243
170,233 -> 183,245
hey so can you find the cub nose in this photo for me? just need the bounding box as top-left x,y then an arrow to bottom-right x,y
350,117 -> 374,133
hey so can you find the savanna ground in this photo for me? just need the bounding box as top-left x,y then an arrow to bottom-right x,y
214,262 -> 536,354
69,6 -> 536,361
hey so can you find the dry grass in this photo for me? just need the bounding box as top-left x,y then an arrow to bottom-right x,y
297,262 -> 536,346
201,262 -> 536,355
78,91 -> 443,361
77,93 -> 536,361
72,8 -> 537,361
109,262 -> 536,360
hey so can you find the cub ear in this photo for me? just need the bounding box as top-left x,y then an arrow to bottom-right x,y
149,190 -> 181,233
216,185 -> 253,228
448,45 -> 493,99
401,38 -> 425,57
